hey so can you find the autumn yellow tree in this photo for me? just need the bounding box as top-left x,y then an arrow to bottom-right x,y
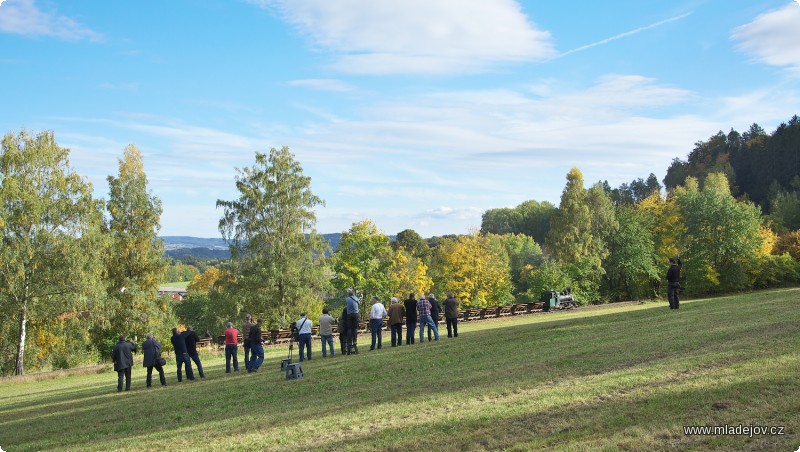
186,267 -> 226,295
636,191 -> 682,263
430,233 -> 512,308
387,248 -> 432,297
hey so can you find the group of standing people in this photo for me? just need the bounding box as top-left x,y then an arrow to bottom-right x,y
111,291 -> 464,391
110,325 -> 206,392
333,290 -> 462,356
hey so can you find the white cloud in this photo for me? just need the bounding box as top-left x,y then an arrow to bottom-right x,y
0,0 -> 102,41
731,4 -> 800,74
252,0 -> 555,74
288,78 -> 355,92
422,206 -> 484,221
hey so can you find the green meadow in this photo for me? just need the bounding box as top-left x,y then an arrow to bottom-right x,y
2,289 -> 799,451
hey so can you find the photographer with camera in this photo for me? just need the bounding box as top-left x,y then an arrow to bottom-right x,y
112,335 -> 138,392
296,312 -> 313,361
142,332 -> 167,387
667,257 -> 682,310
345,289 -> 360,355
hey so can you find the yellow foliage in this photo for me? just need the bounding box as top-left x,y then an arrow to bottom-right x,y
187,267 -> 226,294
757,225 -> 776,257
388,248 -> 432,297
637,192 -> 682,261
704,264 -> 720,286
434,233 -> 512,308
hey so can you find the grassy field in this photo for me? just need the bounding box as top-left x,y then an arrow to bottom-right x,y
1,289 -> 799,451
160,281 -> 189,289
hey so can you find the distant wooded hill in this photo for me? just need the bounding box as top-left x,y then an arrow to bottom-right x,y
161,234 -> 343,259
664,115 -> 800,210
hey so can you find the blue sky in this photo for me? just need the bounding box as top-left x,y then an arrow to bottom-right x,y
1,0 -> 799,238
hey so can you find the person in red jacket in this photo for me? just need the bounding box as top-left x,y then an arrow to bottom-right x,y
224,322 -> 239,372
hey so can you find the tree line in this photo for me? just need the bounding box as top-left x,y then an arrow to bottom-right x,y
2,116 -> 799,376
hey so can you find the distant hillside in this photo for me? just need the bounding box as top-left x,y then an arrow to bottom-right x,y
161,233 -> 343,259
161,236 -> 228,251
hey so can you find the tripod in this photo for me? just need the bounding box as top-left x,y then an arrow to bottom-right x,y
281,336 -> 294,371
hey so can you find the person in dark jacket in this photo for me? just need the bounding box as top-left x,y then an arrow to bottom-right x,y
442,293 -> 461,338
142,332 -> 167,387
338,307 -> 349,355
667,257 -> 682,310
427,293 -> 442,341
184,326 -> 205,378
171,328 -> 195,382
345,289 -> 360,355
247,318 -> 265,372
112,335 -> 138,392
387,297 -> 405,346
404,293 -> 418,345
242,313 -> 254,371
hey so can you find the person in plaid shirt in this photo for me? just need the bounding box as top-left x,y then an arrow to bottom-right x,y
417,296 -> 439,342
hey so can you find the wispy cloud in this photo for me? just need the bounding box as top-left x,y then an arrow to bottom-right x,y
0,0 -> 103,41
557,12 -> 693,59
731,4 -> 800,75
249,0 -> 555,74
288,78 -> 355,92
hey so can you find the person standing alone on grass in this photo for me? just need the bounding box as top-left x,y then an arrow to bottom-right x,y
248,318 -> 265,372
112,335 -> 137,392
224,322 -> 239,372
171,328 -> 195,382
318,308 -> 335,358
184,326 -> 205,378
443,293 -> 461,338
369,296 -> 388,350
387,297 -> 405,347
667,257 -> 682,310
142,332 -> 167,387
345,289 -> 360,355
404,293 -> 418,345
296,312 -> 313,361
242,313 -> 254,371
418,295 -> 439,342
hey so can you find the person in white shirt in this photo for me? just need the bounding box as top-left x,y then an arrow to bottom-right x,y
296,313 -> 313,361
369,296 -> 388,350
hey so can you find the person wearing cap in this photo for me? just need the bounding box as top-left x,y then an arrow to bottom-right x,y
111,335 -> 138,392
296,312 -> 313,361
387,297 -> 406,347
369,296 -> 388,350
417,295 -> 439,342
224,322 -> 240,372
318,308 -> 335,357
248,318 -> 265,372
